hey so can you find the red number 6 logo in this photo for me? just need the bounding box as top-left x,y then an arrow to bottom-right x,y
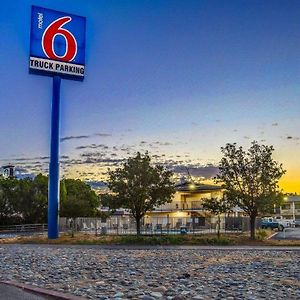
42,17 -> 77,62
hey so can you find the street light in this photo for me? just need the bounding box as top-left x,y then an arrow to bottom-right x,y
189,182 -> 196,190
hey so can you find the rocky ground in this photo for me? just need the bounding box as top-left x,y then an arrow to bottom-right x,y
0,245 -> 299,300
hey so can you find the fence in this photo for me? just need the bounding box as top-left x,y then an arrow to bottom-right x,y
0,217 -> 262,237
59,216 -> 262,235
0,223 -> 47,235
225,217 -> 261,232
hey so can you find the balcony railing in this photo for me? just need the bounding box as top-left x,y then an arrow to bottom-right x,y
280,208 -> 300,215
153,201 -> 204,212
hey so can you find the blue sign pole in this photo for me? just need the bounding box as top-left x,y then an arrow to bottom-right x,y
48,75 -> 61,239
29,6 -> 86,239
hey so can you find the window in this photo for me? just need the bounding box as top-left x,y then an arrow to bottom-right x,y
199,217 -> 205,226
282,204 -> 291,210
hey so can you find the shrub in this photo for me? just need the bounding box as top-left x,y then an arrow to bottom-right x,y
256,229 -> 268,240
206,237 -> 231,245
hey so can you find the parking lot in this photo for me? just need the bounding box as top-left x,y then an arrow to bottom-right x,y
273,227 -> 300,240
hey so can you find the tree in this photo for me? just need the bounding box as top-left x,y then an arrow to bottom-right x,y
0,177 -> 19,225
60,179 -> 99,237
0,175 -> 48,225
202,197 -> 233,238
217,141 -> 285,239
16,174 -> 48,224
106,152 -> 175,235
33,174 -> 48,222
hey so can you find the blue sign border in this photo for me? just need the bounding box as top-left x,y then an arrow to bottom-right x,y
29,6 -> 86,81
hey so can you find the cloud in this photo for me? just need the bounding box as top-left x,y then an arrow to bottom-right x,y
86,181 -> 108,190
146,141 -> 175,149
80,151 -> 106,158
81,157 -> 125,164
10,156 -> 50,162
153,141 -> 172,146
280,135 -> 300,141
14,158 -> 30,161
60,155 -> 69,159
164,165 -> 219,179
76,144 -> 109,150
15,167 -> 29,173
61,159 -> 83,165
94,133 -> 112,137
272,123 -> 279,126
286,136 -> 299,140
38,156 -> 49,160
60,135 -> 91,142
60,132 -> 111,142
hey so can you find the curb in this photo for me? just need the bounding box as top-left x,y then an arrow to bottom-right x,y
0,281 -> 87,300
267,231 -> 279,240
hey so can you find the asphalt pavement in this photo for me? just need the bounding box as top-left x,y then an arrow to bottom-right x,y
0,283 -> 50,300
272,227 -> 300,240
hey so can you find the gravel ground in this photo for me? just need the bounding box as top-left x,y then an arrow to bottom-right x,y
0,245 -> 299,300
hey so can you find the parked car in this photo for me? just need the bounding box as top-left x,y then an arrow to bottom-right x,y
261,217 -> 292,231
261,217 -> 279,230
295,220 -> 300,228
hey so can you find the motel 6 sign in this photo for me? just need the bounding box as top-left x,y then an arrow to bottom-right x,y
29,6 -> 86,80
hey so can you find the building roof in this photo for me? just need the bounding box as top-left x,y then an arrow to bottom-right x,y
2,165 -> 14,169
287,196 -> 300,202
174,181 -> 222,193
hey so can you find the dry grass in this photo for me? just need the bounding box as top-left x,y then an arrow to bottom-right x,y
1,230 -> 300,246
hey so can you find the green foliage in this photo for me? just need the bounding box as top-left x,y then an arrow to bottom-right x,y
0,177 -> 19,225
202,197 -> 233,215
202,197 -> 233,238
217,141 -> 285,239
105,152 -> 175,234
201,236 -> 231,245
100,193 -> 119,211
114,235 -> 231,245
0,175 -> 99,227
0,174 -> 48,225
94,209 -> 111,222
256,229 -> 268,241
117,235 -> 185,245
16,174 -> 48,224
60,178 -> 99,219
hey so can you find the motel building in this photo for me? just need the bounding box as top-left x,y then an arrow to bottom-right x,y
279,196 -> 300,220
143,181 -> 224,231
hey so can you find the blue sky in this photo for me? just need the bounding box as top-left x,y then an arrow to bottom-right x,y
1,0 -> 300,191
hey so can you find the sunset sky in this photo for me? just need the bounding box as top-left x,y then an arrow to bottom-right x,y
1,0 -> 300,192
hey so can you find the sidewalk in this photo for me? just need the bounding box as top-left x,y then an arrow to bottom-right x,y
0,282 -> 87,300
0,283 -> 48,300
